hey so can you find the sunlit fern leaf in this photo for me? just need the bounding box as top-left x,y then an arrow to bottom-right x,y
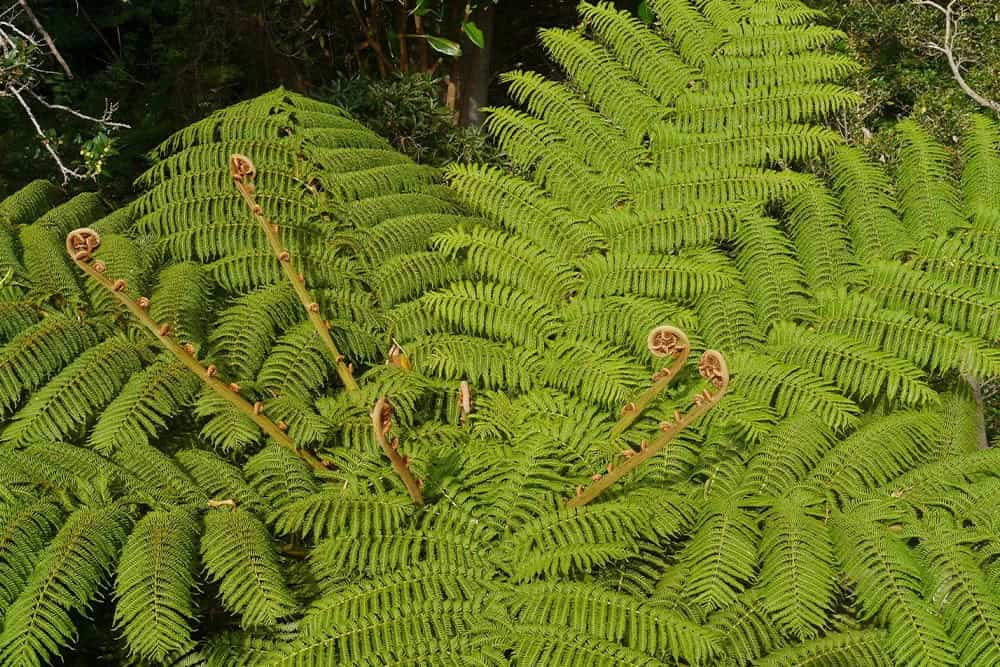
813,290 -> 1000,380
0,315 -> 98,416
741,412 -> 835,499
562,295 -> 699,359
960,114 -> 1000,213
758,489 -> 837,639
754,629 -> 892,666
503,500 -> 665,581
270,599 -> 502,666
728,350 -> 860,431
540,28 -> 667,139
703,53 -> 860,91
259,395 -> 331,449
301,561 -> 496,632
705,591 -> 782,664
408,333 -> 544,391
350,213 -> 476,264
268,488 -> 413,541
785,181 -> 859,291
367,250 -> 463,307
2,335 -> 142,447
650,0 -> 725,64
193,389 -> 262,453
766,322 -> 937,406
831,501 -> 959,667
19,224 -> 85,307
0,505 -> 130,667
0,180 -> 62,228
734,216 -> 813,323
309,513 -> 493,581
244,445 -> 319,509
209,284 -> 301,379
678,495 -> 760,611
580,250 -> 736,299
629,166 -> 813,209
864,260 -> 1000,341
908,236 -> 1000,298
594,204 -> 744,254
258,321 -> 335,399
176,449 -> 266,512
446,163 -> 603,258
433,225 -> 578,305
895,119 -> 966,238
420,280 -> 559,348
695,285 -> 765,351
499,70 -> 635,174
114,440 -> 207,505
650,124 -> 842,173
0,495 -> 64,622
510,581 -> 722,664
201,507 -> 296,628
581,2 -> 696,103
114,508 -> 200,661
807,410 -> 944,498
541,337 -> 650,408
89,356 -> 201,454
915,518 -> 1000,666
828,146 -> 907,259
149,262 -> 215,345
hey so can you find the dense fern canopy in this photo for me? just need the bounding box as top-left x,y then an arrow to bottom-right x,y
1,1 -> 999,666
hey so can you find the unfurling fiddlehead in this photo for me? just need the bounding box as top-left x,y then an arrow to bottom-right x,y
566,327 -> 729,508
371,396 -> 424,505
229,153 -> 360,394
66,228 -> 327,471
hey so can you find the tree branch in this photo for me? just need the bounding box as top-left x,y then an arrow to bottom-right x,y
913,0 -> 1000,113
17,0 -> 71,78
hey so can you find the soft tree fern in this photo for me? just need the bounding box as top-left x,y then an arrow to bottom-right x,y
0,1 -> 998,666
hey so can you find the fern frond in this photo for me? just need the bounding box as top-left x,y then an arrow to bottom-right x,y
895,119 -> 966,237
89,357 -> 201,454
755,630 -> 892,666
0,505 -> 130,667
581,250 -> 736,299
2,335 -> 142,447
758,489 -> 837,638
0,495 -> 64,620
0,180 -> 62,227
767,321 -> 937,406
960,114 -> 1000,213
201,507 -> 296,627
828,146 -> 907,259
114,508 -> 200,661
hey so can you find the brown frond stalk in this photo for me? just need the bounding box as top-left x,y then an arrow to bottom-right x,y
229,154 -> 360,393
566,349 -> 730,508
66,228 -> 327,472
371,396 -> 424,506
611,325 -> 691,440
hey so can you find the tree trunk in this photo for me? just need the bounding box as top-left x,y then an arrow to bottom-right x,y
458,3 -> 495,126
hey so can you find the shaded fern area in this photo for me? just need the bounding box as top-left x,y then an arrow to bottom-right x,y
1,1 -> 999,665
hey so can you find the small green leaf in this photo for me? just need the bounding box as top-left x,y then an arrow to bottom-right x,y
425,35 -> 462,57
412,0 -> 432,16
463,21 -> 485,48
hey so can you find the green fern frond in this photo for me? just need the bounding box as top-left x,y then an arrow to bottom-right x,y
0,180 -> 62,228
814,290 -> 1000,379
268,488 -> 413,541
755,629 -> 892,666
766,322 -> 937,406
959,114 -> 1000,213
201,507 -> 296,627
679,495 -> 760,611
595,204 -> 744,254
2,335 -> 142,447
828,146 -> 907,259
629,166 -> 812,209
0,495 -> 64,620
734,216 -> 813,323
728,350 -> 860,431
510,581 -> 722,664
894,119 -> 966,238
908,236 -> 1000,297
758,489 -> 837,638
149,262 -> 215,345
785,182 -> 859,291
0,505 -> 130,667
114,508 -> 200,661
